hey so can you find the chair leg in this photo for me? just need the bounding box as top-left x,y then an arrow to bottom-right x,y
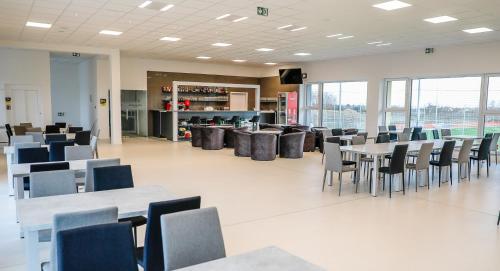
457,164 -> 461,184
133,226 -> 138,248
477,159 -> 480,177
497,210 -> 500,226
438,167 -> 442,187
427,168 -> 430,189
330,172 -> 333,186
338,173 -> 342,196
431,166 -> 434,182
487,158 -> 490,177
415,170 -> 418,192
389,174 -> 392,198
322,170 -> 327,192
468,160 -> 472,181
322,152 -> 325,164
402,173 -> 405,196
449,165 -> 453,186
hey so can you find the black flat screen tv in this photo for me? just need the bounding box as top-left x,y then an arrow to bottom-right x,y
279,68 -> 303,84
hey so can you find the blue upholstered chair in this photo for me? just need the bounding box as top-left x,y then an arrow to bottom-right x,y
74,130 -> 91,145
45,134 -> 67,144
56,222 -> 138,271
49,141 -> 74,161
13,142 -> 41,164
84,158 -> 120,192
160,207 -> 226,271
45,125 -> 60,134
137,197 -> 201,271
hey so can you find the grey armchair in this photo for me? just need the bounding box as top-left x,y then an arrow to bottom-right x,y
224,127 -> 248,148
234,131 -> 251,157
250,133 -> 277,161
201,128 -> 225,150
279,132 -> 305,159
190,126 -> 203,147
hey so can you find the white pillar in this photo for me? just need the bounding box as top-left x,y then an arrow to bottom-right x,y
109,49 -> 122,144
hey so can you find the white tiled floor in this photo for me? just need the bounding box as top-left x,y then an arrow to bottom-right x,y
1,137 -> 499,270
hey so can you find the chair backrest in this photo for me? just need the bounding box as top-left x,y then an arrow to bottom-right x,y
457,139 -> 474,163
411,127 -> 422,141
438,141 -> 456,166
26,127 -> 42,132
249,115 -> 260,122
85,158 -> 121,192
5,123 -> 13,136
388,125 -> 396,131
142,197 -> 201,271
55,122 -> 67,129
331,128 -> 343,136
415,143 -> 434,170
25,132 -> 44,144
389,144 -> 408,173
419,133 -> 427,140
321,129 -> 333,138
46,125 -> 60,134
18,147 -> 49,164
160,207 -> 225,271
90,136 -> 98,152
324,143 -> 343,172
357,132 -> 368,140
376,133 -> 390,143
484,133 -> 493,138
68,127 -> 83,133
402,128 -> 412,135
325,136 -> 341,144
398,133 -> 410,142
14,142 -> 41,164
65,145 -> 93,161
20,122 -> 33,127
489,133 -> 500,151
11,135 -> 34,145
477,137 -> 493,160
30,169 -> 76,198
49,141 -> 75,162
93,165 -> 133,191
350,136 -> 366,145
31,162 -> 70,173
45,134 -> 67,144
441,128 -> 451,137
75,131 -> 91,145
50,207 -> 118,271
378,126 -> 388,133
56,222 -> 138,271
13,125 -> 27,135
432,129 -> 440,139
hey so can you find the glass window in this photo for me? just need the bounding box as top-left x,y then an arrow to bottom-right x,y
322,83 -> 340,128
484,115 -> 500,135
385,112 -> 406,130
410,76 -> 481,136
386,80 -> 406,108
487,76 -> 500,111
340,82 -> 367,131
302,83 -> 321,127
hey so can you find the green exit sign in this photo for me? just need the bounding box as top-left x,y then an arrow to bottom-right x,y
257,7 -> 268,16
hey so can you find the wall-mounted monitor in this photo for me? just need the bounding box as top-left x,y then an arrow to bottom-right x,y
279,68 -> 303,84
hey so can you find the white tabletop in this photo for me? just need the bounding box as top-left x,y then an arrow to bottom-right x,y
176,246 -> 325,271
17,185 -> 175,232
443,135 -> 482,140
10,159 -> 90,178
340,140 -> 464,155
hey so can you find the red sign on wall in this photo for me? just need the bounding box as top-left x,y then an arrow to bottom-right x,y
287,91 -> 298,125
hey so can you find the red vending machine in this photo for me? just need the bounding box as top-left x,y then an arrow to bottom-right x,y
277,91 -> 298,125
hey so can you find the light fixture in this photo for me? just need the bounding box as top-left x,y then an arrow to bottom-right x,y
256,48 -> 274,52
26,21 -> 52,29
212,42 -> 232,47
233,16 -> 248,22
160,36 -> 180,41
232,59 -> 247,63
424,16 -> 457,24
196,56 -> 211,59
138,1 -> 152,8
160,4 -> 174,11
367,41 -> 383,45
338,35 -> 354,40
290,26 -> 307,32
463,27 -> 493,34
326,34 -> 342,38
377,42 -> 392,46
294,52 -> 311,56
373,1 -> 412,11
264,62 -> 277,65
277,24 -> 293,30
99,30 -> 122,36
216,14 -> 231,20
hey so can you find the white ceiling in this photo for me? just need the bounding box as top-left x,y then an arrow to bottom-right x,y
0,0 -> 499,65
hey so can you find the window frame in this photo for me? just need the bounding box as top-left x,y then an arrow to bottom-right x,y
382,78 -> 411,127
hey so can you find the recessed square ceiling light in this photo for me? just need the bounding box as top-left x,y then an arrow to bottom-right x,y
264,62 -> 277,65
338,35 -> 354,40
463,27 -> 493,34
294,52 -> 311,56
367,41 -> 383,45
138,1 -> 152,8
160,36 -> 180,41
277,24 -> 293,30
290,26 -> 307,32
26,21 -> 52,28
232,16 -> 248,22
256,48 -> 274,52
326,34 -> 342,38
99,30 -> 122,36
373,1 -> 412,11
196,56 -> 211,59
232,59 -> 247,63
212,42 -> 232,47
160,4 -> 174,11
424,16 -> 457,24
216,14 -> 231,20
377,43 -> 392,46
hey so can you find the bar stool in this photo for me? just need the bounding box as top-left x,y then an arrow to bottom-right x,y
249,115 -> 260,131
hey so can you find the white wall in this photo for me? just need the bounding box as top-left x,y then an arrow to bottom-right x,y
96,57 -> 110,139
50,60 -> 81,126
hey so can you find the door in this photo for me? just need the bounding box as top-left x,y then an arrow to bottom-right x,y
9,89 -> 41,127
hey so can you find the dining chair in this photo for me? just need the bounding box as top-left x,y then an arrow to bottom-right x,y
160,207 -> 225,271
378,126 -> 388,133
18,147 -> 49,164
84,158 -> 120,192
470,138 -> 492,177
5,124 -> 13,145
13,142 -> 41,164
45,125 -> 60,134
430,141 -> 456,187
11,135 -> 33,145
388,125 -> 396,131
25,132 -> 44,144
89,136 -> 99,158
452,139 -> 474,182
475,133 -> 500,165
75,131 -> 92,145
68,126 -> 83,133
419,132 -> 428,140
26,127 -> 42,132
376,133 -> 390,143
56,222 -> 138,271
30,169 -> 76,198
369,144 -> 409,198
55,122 -> 67,129
440,128 -> 451,137
64,145 -> 93,161
42,207 -> 118,271
398,133 -> 410,142
357,132 -> 368,140
45,134 -> 67,144
411,127 -> 422,141
406,143 -> 433,192
49,141 -> 74,162
13,125 -> 27,135
331,128 -> 343,136
351,135 -> 366,145
432,129 -> 440,139
137,197 -> 201,271
322,135 -> 340,163
323,143 -> 357,196
402,127 -> 412,135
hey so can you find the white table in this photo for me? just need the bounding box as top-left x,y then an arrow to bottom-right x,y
17,185 -> 176,271
177,246 -> 325,271
443,135 -> 482,140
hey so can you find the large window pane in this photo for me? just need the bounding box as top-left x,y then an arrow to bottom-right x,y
410,77 -> 481,136
487,76 -> 500,110
322,83 -> 340,128
385,112 -> 406,130
340,82 -> 367,131
484,115 -> 500,135
386,80 -> 406,108
302,83 -> 321,127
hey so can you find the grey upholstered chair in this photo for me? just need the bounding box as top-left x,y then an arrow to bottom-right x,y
201,128 -> 225,150
160,207 -> 225,271
65,145 -> 93,161
85,158 -> 120,192
398,132 -> 411,142
441,129 -> 451,137
378,126 -> 388,133
30,169 -> 77,198
452,139 -> 474,182
190,126 -> 203,147
250,133 -> 277,161
10,135 -> 34,146
90,135 -> 99,158
234,130 -> 251,157
14,142 -> 41,163
224,127 -> 248,148
13,125 -> 27,135
26,127 -> 42,132
489,133 -> 500,164
351,135 -> 366,145
25,132 -> 44,144
279,132 -> 305,159
406,143 -> 434,192
41,207 -> 118,271
323,142 -> 357,196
